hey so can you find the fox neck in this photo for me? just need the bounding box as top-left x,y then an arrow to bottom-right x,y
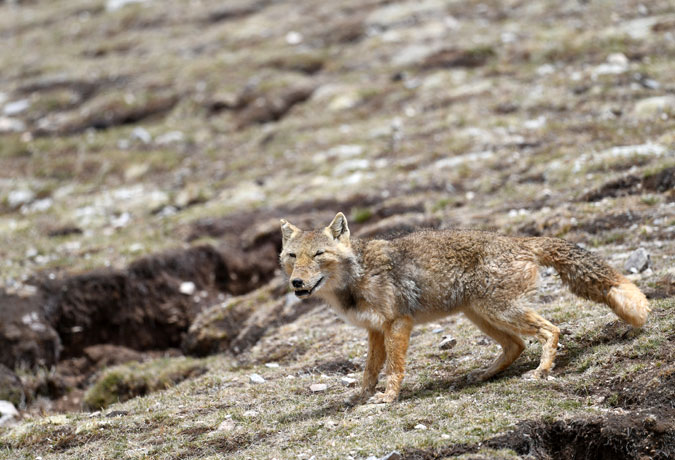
318,243 -> 363,310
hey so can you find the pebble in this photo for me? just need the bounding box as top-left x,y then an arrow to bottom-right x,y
624,248 -> 650,273
438,335 -> 457,350
265,362 -> 279,368
310,383 -> 328,392
131,127 -> 152,144
8,189 -> 35,209
3,99 -> 30,116
179,281 -> 196,296
0,117 -> 26,132
380,451 -> 402,460
106,0 -> 148,12
414,423 -> 427,430
0,400 -> 19,426
633,96 -> 675,119
249,373 -> 265,384
340,377 -> 357,387
243,410 -> 259,417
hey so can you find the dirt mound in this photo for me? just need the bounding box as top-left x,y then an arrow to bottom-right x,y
403,412 -> 674,460
182,278 -> 319,357
582,167 -> 675,202
35,243 -> 278,360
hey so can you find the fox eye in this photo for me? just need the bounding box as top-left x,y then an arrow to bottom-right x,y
288,253 -> 296,258
314,250 -> 325,257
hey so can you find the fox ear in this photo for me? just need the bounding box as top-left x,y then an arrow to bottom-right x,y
327,212 -> 350,242
280,219 -> 300,246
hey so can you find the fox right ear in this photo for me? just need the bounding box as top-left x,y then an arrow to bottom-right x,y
326,212 -> 350,243
280,219 -> 300,246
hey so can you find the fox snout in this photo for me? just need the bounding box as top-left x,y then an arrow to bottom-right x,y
289,274 -> 325,299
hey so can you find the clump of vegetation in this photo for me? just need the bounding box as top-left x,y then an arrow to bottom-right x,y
84,358 -> 207,410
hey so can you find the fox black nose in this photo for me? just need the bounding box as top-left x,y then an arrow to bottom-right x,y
291,278 -> 304,288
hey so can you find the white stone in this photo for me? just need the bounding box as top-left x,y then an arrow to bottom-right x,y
7,189 -> 35,209
438,335 -> 457,350
0,400 -> 19,426
243,410 -> 259,417
106,0 -> 148,12
310,383 -> 328,392
265,362 -> 279,368
179,281 -> 196,296
0,117 -> 26,132
285,31 -> 303,45
131,127 -> 152,144
155,131 -> 184,144
249,373 -> 265,384
414,423 -> 427,430
340,377 -> 357,387
633,96 -> 675,118
3,99 -> 30,116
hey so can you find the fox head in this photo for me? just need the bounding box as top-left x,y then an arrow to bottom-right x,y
279,212 -> 353,299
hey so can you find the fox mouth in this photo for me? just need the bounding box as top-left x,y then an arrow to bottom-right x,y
295,277 -> 325,298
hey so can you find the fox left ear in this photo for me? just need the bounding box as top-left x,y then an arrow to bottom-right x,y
327,212 -> 350,243
280,218 -> 300,247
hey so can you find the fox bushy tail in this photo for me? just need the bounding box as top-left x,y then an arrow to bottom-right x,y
526,237 -> 650,327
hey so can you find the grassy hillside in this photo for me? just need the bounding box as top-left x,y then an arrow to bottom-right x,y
0,0 -> 673,458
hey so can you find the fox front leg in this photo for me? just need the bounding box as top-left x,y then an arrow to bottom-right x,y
368,317 -> 413,404
346,329 -> 386,405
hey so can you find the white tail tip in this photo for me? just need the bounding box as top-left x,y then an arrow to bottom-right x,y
607,282 -> 650,327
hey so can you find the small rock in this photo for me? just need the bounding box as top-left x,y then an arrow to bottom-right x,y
431,328 -> 444,334
249,373 -> 265,384
340,377 -> 357,387
439,335 -> 457,350
155,130 -> 184,145
633,95 -> 675,119
105,410 -> 128,418
414,423 -> 427,430
310,383 -> 328,392
265,362 -> 279,368
131,127 -> 152,144
106,0 -> 148,12
89,411 -> 101,418
3,99 -> 30,116
0,400 -> 19,426
243,410 -> 258,417
179,281 -> 196,296
380,451 -> 402,460
8,189 -> 35,209
624,248 -> 650,273
217,419 -> 235,431
0,117 -> 26,133
285,31 -> 303,45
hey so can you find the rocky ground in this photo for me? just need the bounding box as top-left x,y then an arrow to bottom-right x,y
0,0 -> 674,458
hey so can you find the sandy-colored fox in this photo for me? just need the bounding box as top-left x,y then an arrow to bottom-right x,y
279,212 -> 650,404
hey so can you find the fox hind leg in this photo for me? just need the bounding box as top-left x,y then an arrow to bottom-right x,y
517,309 -> 560,379
463,308 -> 526,383
467,304 -> 560,380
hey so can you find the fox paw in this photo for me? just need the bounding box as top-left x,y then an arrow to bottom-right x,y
466,369 -> 490,384
344,390 -> 373,406
522,369 -> 546,380
367,392 -> 397,404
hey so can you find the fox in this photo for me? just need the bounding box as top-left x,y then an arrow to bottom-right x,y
278,212 -> 650,404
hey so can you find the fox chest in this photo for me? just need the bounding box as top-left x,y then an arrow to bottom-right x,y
322,291 -> 386,331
